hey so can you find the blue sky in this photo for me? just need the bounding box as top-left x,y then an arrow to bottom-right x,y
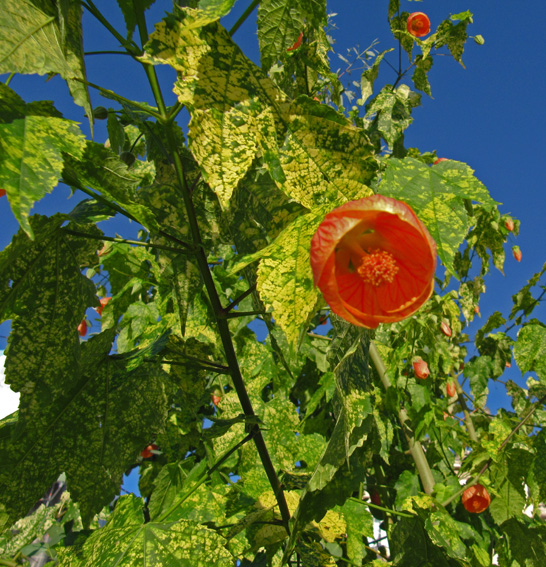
1,1 -> 546,415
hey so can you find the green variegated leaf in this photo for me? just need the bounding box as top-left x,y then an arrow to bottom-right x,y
255,211 -> 325,348
115,0 -> 157,39
0,328 -> 172,527
435,12 -> 473,67
514,324 -> 546,382
257,0 -> 326,71
57,494 -> 234,566
380,157 -> 495,274
142,10 -> 376,209
279,97 -> 376,209
365,84 -> 421,149
0,0 -> 91,120
360,49 -> 394,104
62,142 -> 160,232
0,112 -> 85,238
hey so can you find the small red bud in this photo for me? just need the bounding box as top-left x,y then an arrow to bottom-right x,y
440,321 -> 452,337
140,443 -> 159,459
287,32 -> 303,52
474,305 -> 480,315
96,297 -> 112,316
77,320 -> 87,337
504,217 -> 514,231
446,381 -> 457,398
512,246 -> 522,262
0,189 -> 6,198
433,158 -> 449,165
413,358 -> 430,380
505,361 -> 511,368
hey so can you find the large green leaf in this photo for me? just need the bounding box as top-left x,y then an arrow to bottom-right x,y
380,157 -> 496,274
62,141 -> 160,232
0,86 -> 86,238
0,329 -> 172,528
257,0 -> 326,71
254,211 -> 325,348
142,9 -> 376,210
57,494 -> 234,566
0,0 -> 91,121
514,324 -> 546,383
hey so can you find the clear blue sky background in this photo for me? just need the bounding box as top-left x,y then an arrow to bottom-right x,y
1,1 -> 545,426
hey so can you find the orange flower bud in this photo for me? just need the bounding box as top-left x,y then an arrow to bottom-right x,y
96,297 -> 112,316
310,196 -> 437,328
77,320 -> 87,337
446,381 -> 456,398
512,246 -> 522,262
407,12 -> 431,38
140,443 -> 159,459
504,217 -> 514,231
441,321 -> 452,337
287,32 -> 303,52
413,358 -> 429,379
0,189 -> 6,197
433,158 -> 448,165
462,484 -> 490,513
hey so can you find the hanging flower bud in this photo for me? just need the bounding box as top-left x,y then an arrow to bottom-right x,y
96,297 -> 112,316
512,246 -> 522,262
441,321 -> 452,337
77,320 -> 87,337
287,32 -> 303,52
504,217 -> 514,231
446,381 -> 456,398
433,158 -> 449,165
413,358 -> 430,379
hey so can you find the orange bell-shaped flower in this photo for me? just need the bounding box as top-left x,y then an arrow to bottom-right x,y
310,195 -> 436,329
407,12 -> 431,38
462,483 -> 491,513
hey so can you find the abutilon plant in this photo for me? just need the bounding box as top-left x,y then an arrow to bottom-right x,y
0,2 -> 539,566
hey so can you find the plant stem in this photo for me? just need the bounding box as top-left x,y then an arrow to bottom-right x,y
63,228 -> 192,254
136,12 -> 291,532
451,371 -> 478,443
229,0 -> 260,36
82,0 -> 139,55
348,497 -> 414,518
222,285 -> 257,313
369,341 -> 436,494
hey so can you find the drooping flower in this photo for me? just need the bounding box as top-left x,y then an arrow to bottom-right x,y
504,217 -> 514,231
310,195 -> 437,328
407,12 -> 431,38
462,484 -> 491,514
413,358 -> 430,379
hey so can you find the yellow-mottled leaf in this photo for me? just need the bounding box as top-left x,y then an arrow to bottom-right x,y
255,210 -> 326,349
0,116 -> 85,238
142,9 -> 377,210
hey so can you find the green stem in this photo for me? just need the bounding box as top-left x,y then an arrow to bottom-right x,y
222,284 -> 257,313
63,228 -> 192,254
136,12 -> 291,532
82,0 -> 139,55
0,559 -> 18,567
451,371 -> 478,443
72,78 -> 163,121
348,497 -> 414,518
369,341 -> 436,495
4,72 -> 15,86
229,0 -> 260,36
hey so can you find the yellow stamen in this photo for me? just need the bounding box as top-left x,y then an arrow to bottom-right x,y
357,249 -> 399,287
